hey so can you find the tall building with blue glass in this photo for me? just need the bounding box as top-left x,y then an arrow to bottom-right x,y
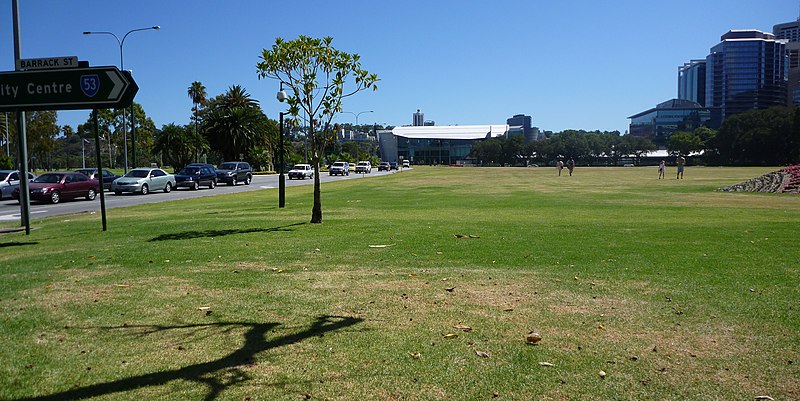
705,30 -> 788,119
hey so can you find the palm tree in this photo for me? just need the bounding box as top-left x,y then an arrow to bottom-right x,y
202,85 -> 271,161
187,81 -> 207,162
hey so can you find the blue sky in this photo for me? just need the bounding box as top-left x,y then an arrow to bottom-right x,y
0,0 -> 797,134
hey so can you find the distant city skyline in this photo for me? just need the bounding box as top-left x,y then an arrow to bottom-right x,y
0,1 -> 796,134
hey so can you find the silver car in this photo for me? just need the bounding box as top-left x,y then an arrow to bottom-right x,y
111,168 -> 175,195
0,170 -> 35,200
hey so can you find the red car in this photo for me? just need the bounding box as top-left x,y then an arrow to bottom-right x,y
12,172 -> 99,204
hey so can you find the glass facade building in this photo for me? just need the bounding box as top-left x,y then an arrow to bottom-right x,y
628,99 -> 714,148
705,30 -> 788,119
774,20 -> 800,105
678,60 -> 706,105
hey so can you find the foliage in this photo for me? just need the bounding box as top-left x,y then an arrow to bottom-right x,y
0,154 -> 11,170
75,102 -> 157,169
711,106 -> 800,166
202,85 -> 273,162
24,110 -> 58,171
667,131 -> 703,156
257,35 -> 379,223
154,123 -> 205,172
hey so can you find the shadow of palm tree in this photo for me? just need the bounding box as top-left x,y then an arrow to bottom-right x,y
8,315 -> 362,401
149,222 -> 306,242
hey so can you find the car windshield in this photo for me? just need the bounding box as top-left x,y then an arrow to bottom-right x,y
179,167 -> 200,175
333,163 -> 345,167
34,173 -> 64,183
218,163 -> 236,170
124,170 -> 149,178
292,165 -> 307,169
0,172 -> 7,180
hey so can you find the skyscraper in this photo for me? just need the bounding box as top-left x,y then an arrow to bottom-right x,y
774,19 -> 800,104
678,60 -> 706,105
413,109 -> 424,126
705,30 -> 788,119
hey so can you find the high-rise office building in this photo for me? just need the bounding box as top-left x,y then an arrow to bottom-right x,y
774,19 -> 800,104
678,60 -> 706,105
413,109 -> 424,126
705,30 -> 788,119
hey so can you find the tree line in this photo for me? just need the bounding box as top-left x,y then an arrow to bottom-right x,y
469,106 -> 800,167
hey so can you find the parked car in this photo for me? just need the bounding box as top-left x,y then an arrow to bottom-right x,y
288,164 -> 314,180
216,161 -> 252,185
329,161 -> 349,176
74,168 -> 120,191
355,161 -> 372,174
402,160 -> 410,168
111,168 -> 175,195
12,172 -> 98,204
0,170 -> 35,200
175,165 -> 217,190
389,162 -> 398,170
377,162 -> 391,171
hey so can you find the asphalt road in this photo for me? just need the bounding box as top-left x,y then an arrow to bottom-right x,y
0,169 -> 397,223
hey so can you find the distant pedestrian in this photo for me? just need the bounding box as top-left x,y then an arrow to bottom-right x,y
676,156 -> 686,179
556,160 -> 564,176
567,159 -> 575,176
658,160 -> 666,179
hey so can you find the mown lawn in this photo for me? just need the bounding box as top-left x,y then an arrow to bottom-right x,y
0,166 -> 798,400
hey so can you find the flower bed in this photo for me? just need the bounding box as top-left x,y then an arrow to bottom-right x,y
718,165 -> 800,193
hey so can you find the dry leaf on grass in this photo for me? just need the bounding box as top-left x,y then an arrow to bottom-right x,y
408,352 -> 421,359
475,350 -> 490,358
538,362 -> 555,367
453,324 -> 472,332
443,333 -> 458,339
368,244 -> 396,248
453,234 -> 480,239
445,287 -> 456,292
526,332 -> 542,344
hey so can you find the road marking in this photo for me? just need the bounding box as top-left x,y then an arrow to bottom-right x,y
0,210 -> 47,221
260,186 -> 275,189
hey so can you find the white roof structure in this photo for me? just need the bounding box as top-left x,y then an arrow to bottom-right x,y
392,125 -> 509,140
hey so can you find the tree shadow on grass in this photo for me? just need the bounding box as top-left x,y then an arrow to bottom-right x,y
149,222 -> 307,242
0,241 -> 38,248
8,315 -> 362,401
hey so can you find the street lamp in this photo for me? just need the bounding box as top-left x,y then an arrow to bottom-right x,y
341,110 -> 374,129
83,26 -> 160,173
277,83 -> 288,208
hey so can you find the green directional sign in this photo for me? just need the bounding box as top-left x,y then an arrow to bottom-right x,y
0,66 -> 138,111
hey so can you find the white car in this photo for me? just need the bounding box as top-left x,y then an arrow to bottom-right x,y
288,164 -> 314,180
355,161 -> 372,174
0,170 -> 35,200
111,168 -> 175,195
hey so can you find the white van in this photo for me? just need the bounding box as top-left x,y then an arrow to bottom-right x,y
402,160 -> 410,168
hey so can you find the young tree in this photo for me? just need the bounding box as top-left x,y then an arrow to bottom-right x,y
257,36 -> 378,224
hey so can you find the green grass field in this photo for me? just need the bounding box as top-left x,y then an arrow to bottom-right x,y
1,166 -> 798,400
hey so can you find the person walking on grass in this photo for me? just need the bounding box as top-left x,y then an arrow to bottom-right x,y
676,156 -> 686,179
567,158 -> 575,176
658,160 -> 666,179
556,160 -> 563,176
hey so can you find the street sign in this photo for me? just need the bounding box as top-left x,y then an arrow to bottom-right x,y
0,66 -> 138,111
17,56 -> 79,71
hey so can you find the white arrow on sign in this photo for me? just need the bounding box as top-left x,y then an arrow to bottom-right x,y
106,70 -> 124,100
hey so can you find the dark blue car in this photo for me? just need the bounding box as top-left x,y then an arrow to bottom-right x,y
175,166 -> 217,190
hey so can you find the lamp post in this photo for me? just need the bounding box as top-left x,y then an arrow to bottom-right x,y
341,110 -> 374,131
277,84 -> 288,208
83,26 -> 159,173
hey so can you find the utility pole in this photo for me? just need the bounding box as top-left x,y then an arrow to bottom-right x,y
12,0 -> 31,234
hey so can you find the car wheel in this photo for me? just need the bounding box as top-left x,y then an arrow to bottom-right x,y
164,182 -> 172,193
140,184 -> 149,195
114,191 -> 122,196
245,176 -> 251,185
209,180 -> 216,189
86,188 -> 97,201
192,181 -> 199,190
50,190 -> 61,204
230,178 -> 236,186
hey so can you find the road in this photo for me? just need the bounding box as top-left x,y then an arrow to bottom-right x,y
0,170 -> 397,223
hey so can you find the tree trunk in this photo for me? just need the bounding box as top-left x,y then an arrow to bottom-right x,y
311,155 -> 322,224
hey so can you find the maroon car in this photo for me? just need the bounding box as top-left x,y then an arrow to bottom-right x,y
12,172 -> 99,204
